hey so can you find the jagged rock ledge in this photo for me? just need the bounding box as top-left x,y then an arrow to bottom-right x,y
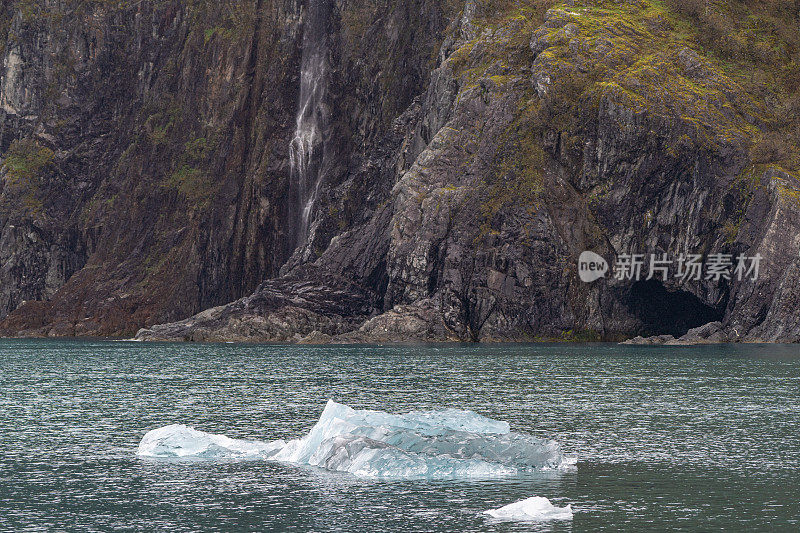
620,321 -> 798,346
135,299 -> 453,344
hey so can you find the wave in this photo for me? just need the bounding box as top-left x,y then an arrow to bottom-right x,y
137,400 -> 573,480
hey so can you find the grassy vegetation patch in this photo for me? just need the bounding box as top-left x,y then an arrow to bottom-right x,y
479,103 -> 546,238
161,135 -> 220,210
1,138 -> 54,216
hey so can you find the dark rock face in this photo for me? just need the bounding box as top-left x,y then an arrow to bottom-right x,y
0,1 -> 799,343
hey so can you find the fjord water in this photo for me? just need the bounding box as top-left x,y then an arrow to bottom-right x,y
1,341 -> 799,532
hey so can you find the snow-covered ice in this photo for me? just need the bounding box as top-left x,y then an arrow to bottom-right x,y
137,400 -> 573,479
483,496 -> 574,521
137,424 -> 285,459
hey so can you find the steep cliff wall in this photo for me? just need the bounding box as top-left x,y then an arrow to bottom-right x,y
1,0 -> 799,342
0,0 -> 305,335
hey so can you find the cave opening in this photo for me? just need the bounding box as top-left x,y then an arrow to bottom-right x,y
626,280 -> 724,338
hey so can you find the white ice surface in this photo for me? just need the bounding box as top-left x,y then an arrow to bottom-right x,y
137,424 -> 285,459
483,496 -> 574,521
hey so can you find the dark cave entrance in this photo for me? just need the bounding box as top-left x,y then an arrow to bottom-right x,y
626,280 -> 724,338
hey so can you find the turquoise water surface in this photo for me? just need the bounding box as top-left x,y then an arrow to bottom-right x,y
1,340 -> 799,531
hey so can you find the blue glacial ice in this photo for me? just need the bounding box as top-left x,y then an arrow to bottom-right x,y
483,496 -> 574,521
137,400 -> 573,479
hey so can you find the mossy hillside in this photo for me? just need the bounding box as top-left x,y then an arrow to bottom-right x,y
532,1 -> 763,152
662,0 -> 800,170
446,1 -> 554,85
540,0 -> 799,169
456,1 -> 796,151
529,0 -> 800,253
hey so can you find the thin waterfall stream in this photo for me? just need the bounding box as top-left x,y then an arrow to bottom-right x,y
289,0 -> 330,245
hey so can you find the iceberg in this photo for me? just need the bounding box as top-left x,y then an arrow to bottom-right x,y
483,496 -> 574,521
137,400 -> 572,479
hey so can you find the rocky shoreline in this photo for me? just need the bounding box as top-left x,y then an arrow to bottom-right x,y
135,317 -> 795,346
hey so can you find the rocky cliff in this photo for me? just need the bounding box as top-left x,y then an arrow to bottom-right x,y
1,0 -> 799,343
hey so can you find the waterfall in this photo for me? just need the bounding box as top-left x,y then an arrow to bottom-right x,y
289,0 -> 329,245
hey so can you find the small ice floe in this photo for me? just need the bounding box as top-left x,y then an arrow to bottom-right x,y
483,496 -> 574,522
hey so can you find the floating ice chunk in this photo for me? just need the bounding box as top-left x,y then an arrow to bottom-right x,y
271,400 -> 565,478
483,496 -> 574,521
137,401 -> 571,479
137,424 -> 284,459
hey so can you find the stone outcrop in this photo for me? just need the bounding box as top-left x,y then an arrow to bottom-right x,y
622,321 -> 732,345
